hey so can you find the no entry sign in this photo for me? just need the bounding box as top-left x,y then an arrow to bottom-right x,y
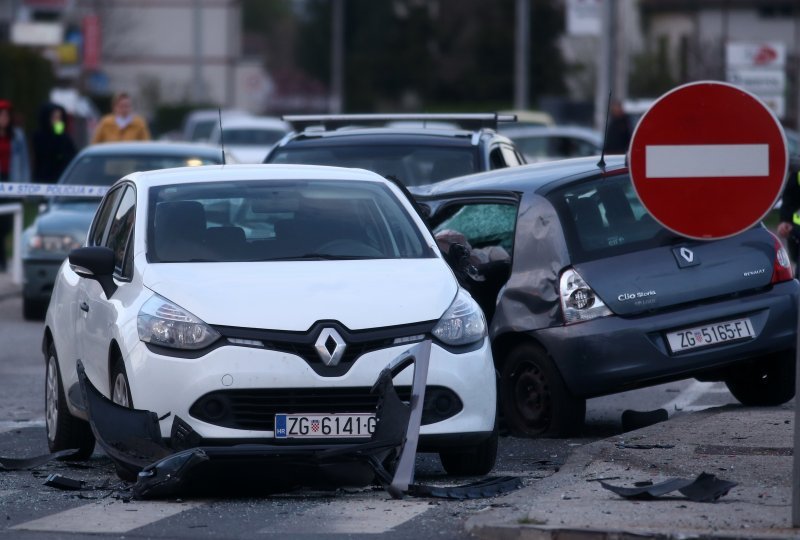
628,81 -> 788,240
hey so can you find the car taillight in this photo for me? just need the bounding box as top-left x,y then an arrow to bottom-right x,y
770,234 -> 793,284
559,268 -> 612,324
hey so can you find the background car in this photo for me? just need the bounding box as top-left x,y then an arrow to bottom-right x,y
207,116 -> 291,163
43,164 -> 498,478
413,156 -> 798,437
264,114 -> 525,187
180,108 -> 250,142
500,126 -> 602,162
21,142 -> 223,319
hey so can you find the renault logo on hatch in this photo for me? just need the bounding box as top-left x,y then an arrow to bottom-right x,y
673,246 -> 700,268
315,328 -> 347,367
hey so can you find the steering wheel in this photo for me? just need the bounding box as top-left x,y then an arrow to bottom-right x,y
317,239 -> 385,258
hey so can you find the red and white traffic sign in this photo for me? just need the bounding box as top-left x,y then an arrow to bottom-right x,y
628,81 -> 788,240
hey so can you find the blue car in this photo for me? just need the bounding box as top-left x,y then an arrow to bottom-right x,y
413,156 -> 799,437
21,142 -> 223,319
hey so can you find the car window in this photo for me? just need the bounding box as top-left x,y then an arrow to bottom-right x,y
266,145 -> 479,186
431,203 -> 517,254
224,129 -> 286,146
62,154 -> 220,187
489,147 -> 506,170
548,174 -> 678,263
105,186 -> 136,278
147,179 -> 434,263
88,187 -> 124,247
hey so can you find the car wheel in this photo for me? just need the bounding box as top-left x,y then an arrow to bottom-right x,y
499,343 -> 585,438
109,356 -> 139,481
45,343 -> 95,459
110,357 -> 133,408
439,429 -> 498,476
23,297 -> 47,321
725,352 -> 795,406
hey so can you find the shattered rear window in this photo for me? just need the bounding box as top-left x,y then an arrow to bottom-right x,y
548,174 -> 677,263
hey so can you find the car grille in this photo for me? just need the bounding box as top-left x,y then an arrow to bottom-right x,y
189,386 -> 463,431
213,320 -> 436,376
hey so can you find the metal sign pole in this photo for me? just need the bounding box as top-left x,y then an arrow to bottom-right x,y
793,312 -> 800,526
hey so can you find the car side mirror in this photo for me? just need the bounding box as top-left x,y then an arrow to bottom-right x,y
69,246 -> 117,298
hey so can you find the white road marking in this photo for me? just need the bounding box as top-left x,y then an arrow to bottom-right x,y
11,501 -> 203,534
662,380 -> 719,415
646,144 -> 769,178
258,498 -> 431,534
0,419 -> 45,433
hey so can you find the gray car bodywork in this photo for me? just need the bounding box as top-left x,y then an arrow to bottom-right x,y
414,156 -> 799,400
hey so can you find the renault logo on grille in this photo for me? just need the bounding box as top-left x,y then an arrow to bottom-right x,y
315,328 -> 347,367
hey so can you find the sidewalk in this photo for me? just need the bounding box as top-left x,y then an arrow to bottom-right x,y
467,405 -> 798,539
0,270 -> 20,302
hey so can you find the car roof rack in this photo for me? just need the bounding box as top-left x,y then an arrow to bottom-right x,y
283,113 -> 517,132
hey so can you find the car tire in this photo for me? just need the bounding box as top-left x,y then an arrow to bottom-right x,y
439,429 -> 498,476
109,356 -> 139,481
23,297 -> 47,321
725,352 -> 795,406
110,357 -> 133,408
45,343 -> 95,459
499,343 -> 585,438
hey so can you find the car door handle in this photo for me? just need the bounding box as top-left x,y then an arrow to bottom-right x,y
79,302 -> 89,313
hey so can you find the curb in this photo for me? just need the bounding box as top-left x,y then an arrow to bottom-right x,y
465,407 -> 789,540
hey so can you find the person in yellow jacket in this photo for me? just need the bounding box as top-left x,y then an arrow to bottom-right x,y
91,92 -> 151,144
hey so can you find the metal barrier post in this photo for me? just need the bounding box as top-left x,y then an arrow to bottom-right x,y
0,203 -> 22,285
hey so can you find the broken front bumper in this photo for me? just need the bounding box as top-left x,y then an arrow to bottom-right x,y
78,342 -> 432,500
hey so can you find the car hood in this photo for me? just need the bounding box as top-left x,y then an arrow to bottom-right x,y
141,258 -> 457,331
32,202 -> 98,238
575,228 -> 777,316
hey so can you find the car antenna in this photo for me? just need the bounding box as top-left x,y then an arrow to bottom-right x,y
218,108 -> 226,165
597,90 -> 612,169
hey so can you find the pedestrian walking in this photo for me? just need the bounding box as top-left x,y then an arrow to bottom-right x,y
0,99 -> 31,272
776,156 -> 800,275
604,99 -> 632,154
91,92 -> 151,144
33,102 -> 76,184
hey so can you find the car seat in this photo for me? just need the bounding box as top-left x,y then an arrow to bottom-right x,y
154,201 -> 209,262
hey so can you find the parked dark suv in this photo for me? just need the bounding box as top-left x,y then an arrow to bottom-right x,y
264,114 -> 525,186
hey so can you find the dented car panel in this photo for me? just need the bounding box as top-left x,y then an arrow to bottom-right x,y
413,156 -> 799,437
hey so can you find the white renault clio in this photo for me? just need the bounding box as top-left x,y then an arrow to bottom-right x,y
43,164 -> 497,476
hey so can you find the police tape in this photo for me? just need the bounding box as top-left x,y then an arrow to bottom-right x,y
0,182 -> 108,198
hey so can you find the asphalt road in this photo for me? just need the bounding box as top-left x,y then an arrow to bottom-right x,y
0,293 -> 739,539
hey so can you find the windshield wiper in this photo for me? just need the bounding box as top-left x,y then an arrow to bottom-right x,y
262,253 -> 375,261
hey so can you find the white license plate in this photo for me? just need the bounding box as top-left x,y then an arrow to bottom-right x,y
666,318 -> 754,353
274,413 -> 376,439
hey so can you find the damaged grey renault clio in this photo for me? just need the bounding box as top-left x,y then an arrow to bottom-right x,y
412,156 -> 799,437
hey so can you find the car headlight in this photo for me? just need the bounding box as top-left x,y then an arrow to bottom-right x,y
432,288 -> 487,346
28,234 -> 83,254
137,295 -> 220,350
559,268 -> 612,324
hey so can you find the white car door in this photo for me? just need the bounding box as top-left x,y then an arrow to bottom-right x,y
77,185 -> 135,397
